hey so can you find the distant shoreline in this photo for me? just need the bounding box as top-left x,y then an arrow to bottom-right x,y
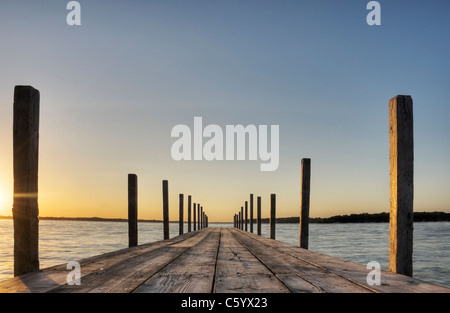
1,211 -> 449,223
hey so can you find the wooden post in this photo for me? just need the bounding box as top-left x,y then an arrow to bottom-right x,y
200,208 -> 203,230
299,158 -> 311,249
250,194 -> 254,233
198,205 -> 201,230
389,95 -> 414,277
193,203 -> 197,231
245,201 -> 248,231
206,215 -> 208,228
162,180 -> 169,240
188,195 -> 192,232
240,207 -> 243,230
13,86 -> 40,276
270,194 -> 276,240
128,174 -> 138,247
257,196 -> 262,236
201,208 -> 204,229
179,194 -> 184,235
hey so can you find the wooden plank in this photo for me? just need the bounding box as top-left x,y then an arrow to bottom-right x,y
50,229 -> 213,293
0,230 -> 201,293
134,228 -> 221,293
2,228 -> 448,293
261,235 -> 450,293
230,229 -> 372,293
214,229 -> 289,293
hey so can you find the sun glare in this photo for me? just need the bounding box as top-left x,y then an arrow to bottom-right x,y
0,188 -> 10,216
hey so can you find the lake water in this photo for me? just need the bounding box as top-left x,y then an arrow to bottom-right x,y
0,219 -> 449,288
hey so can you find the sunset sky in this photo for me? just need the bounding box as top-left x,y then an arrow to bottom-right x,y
1,0 -> 449,222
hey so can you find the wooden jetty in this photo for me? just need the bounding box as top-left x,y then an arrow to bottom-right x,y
1,227 -> 449,293
3,86 -> 449,294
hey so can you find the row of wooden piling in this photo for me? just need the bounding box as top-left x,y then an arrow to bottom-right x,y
11,85 -> 414,279
128,177 -> 209,247
233,194 -> 277,239
233,158 -> 310,246
231,96 -> 414,277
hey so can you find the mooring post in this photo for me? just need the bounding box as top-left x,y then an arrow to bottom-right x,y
197,204 -> 200,230
162,180 -> 169,240
270,194 -> 276,240
128,174 -> 138,247
193,203 -> 197,231
188,195 -> 192,232
299,158 -> 311,249
257,196 -> 262,236
250,194 -> 254,233
179,194 -> 184,235
13,86 -> 40,276
240,207 -> 243,230
389,95 -> 414,277
200,208 -> 203,230
245,201 -> 248,231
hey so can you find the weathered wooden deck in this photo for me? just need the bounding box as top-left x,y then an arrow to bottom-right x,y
0,228 -> 448,293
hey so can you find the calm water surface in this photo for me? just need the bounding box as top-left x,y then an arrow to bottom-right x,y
0,220 -> 449,288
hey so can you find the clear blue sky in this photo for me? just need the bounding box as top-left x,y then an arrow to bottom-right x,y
0,0 -> 449,221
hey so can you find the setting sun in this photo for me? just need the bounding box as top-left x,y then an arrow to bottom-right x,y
0,185 -> 11,216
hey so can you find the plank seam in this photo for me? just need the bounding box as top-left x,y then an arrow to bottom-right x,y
210,229 -> 222,293
229,229 -> 295,293
129,229 -> 216,293
236,230 -> 380,293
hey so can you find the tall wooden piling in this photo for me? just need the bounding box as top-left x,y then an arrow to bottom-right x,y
240,207 -> 243,230
162,180 -> 169,240
250,194 -> 254,233
270,194 -> 276,240
188,196 -> 192,232
200,208 -> 203,230
299,158 -> 311,249
245,201 -> 248,231
193,203 -> 197,231
179,194 -> 184,235
197,204 -> 200,230
389,95 -> 414,277
13,86 -> 40,276
257,196 -> 262,236
128,174 -> 138,247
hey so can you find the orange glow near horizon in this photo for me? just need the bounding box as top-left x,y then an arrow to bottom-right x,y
0,182 -> 11,216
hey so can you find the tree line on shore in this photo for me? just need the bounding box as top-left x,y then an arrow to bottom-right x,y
1,211 -> 449,223
262,211 -> 450,224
